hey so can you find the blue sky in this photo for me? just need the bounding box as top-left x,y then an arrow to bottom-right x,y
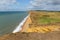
0,0 -> 60,11
0,0 -> 30,11
16,0 -> 30,11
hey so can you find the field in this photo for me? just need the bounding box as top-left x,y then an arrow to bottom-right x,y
30,11 -> 60,25
26,11 -> 60,33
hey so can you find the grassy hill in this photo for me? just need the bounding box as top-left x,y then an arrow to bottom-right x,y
30,11 -> 60,25
26,11 -> 60,33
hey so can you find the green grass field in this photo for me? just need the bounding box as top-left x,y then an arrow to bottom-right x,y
38,15 -> 60,24
30,11 -> 60,24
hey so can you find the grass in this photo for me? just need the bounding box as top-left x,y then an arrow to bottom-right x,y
30,11 -> 60,24
38,17 -> 60,24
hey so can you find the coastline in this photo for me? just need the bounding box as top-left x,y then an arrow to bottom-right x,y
21,14 -> 32,32
12,14 -> 30,33
0,11 -> 60,40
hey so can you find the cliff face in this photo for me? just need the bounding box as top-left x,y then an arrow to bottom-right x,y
20,15 -> 32,32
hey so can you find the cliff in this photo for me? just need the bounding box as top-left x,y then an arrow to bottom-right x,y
0,11 -> 60,40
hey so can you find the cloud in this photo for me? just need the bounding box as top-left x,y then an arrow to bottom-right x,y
29,0 -> 60,11
0,0 -> 20,11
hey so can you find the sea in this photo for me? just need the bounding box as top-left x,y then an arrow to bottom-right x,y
0,11 -> 28,36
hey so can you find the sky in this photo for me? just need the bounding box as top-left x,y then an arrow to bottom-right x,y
0,0 -> 30,11
30,0 -> 60,11
0,0 -> 60,11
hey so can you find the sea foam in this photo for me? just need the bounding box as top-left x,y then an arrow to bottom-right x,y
12,15 -> 29,33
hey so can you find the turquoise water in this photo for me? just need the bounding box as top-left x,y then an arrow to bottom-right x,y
0,11 -> 28,36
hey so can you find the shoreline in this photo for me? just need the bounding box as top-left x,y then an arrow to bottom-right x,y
21,14 -> 32,32
12,14 -> 30,33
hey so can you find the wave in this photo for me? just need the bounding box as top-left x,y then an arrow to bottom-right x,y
12,14 -> 29,33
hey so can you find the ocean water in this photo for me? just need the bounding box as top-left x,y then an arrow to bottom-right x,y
0,11 -> 28,36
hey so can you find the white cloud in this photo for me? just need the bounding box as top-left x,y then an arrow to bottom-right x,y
0,0 -> 20,11
29,0 -> 60,11
0,0 -> 16,4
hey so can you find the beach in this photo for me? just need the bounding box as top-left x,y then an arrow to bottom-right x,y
13,14 -> 30,33
21,14 -> 32,32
